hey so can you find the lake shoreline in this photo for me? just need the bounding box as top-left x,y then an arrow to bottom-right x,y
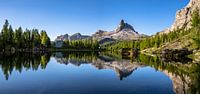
0,48 -> 102,54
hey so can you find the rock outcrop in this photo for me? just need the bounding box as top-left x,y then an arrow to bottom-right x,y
55,33 -> 91,41
92,20 -> 145,41
54,33 -> 91,47
55,34 -> 69,41
69,33 -> 91,41
55,19 -> 147,46
163,0 -> 200,34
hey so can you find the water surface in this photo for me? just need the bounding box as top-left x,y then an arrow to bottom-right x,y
0,52 -> 199,94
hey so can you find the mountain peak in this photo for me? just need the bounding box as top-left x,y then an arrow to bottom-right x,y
69,33 -> 90,41
73,33 -> 81,36
120,19 -> 125,27
55,34 -> 69,41
116,19 -> 136,33
92,20 -> 144,41
55,33 -> 90,42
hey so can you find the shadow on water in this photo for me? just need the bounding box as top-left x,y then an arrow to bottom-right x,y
0,52 -> 199,94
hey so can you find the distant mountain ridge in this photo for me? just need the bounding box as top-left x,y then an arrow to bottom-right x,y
55,33 -> 91,41
55,34 -> 69,41
69,33 -> 91,41
55,20 -> 147,43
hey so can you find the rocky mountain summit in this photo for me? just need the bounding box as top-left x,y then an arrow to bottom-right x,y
69,33 -> 90,41
55,33 -> 91,47
163,0 -> 200,33
55,34 -> 69,41
93,20 -> 143,41
55,33 -> 90,41
55,19 -> 145,43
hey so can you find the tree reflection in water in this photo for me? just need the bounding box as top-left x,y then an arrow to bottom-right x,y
137,54 -> 200,94
0,52 -> 199,94
0,52 -> 51,80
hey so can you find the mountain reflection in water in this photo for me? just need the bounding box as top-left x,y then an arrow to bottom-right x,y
0,52 -> 199,94
53,52 -> 144,80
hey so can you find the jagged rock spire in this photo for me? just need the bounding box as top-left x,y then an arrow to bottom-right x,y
120,19 -> 125,26
116,19 -> 136,33
117,19 -> 126,32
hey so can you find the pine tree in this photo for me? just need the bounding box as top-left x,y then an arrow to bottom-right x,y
8,25 -> 14,46
191,8 -> 200,49
32,29 -> 41,47
63,39 -> 70,48
14,27 -> 23,48
23,29 -> 31,48
40,30 -> 50,48
191,8 -> 200,28
1,20 -> 9,48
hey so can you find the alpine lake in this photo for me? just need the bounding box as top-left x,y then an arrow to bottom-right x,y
0,51 -> 199,94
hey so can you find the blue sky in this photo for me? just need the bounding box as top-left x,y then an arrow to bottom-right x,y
0,0 -> 189,40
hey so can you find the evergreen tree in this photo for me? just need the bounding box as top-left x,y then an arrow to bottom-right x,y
14,27 -> 23,48
191,8 -> 200,28
32,29 -> 41,47
63,39 -> 70,48
40,30 -> 51,47
1,20 -> 9,48
191,8 -> 200,49
0,20 -> 52,51
8,25 -> 14,46
23,29 -> 32,48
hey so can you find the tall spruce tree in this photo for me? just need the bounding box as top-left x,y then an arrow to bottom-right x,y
1,20 -> 9,48
191,8 -> 200,49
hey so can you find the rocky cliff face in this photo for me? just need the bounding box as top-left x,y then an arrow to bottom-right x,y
92,20 -> 143,41
69,33 -> 91,41
54,33 -> 91,48
116,20 -> 136,33
55,34 -> 69,41
163,0 -> 200,33
55,33 -> 91,41
55,20 -> 146,46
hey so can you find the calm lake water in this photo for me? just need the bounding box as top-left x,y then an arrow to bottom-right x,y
0,52 -> 199,94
